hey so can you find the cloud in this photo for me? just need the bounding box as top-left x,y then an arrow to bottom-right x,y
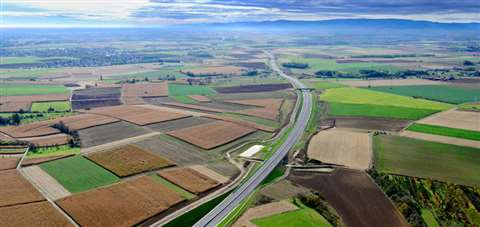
2,0 -> 480,26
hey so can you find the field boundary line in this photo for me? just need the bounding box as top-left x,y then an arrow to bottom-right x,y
16,147 -> 29,169
81,132 -> 161,155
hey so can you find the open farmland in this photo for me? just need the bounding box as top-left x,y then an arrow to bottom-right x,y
27,145 -> 80,158
0,120 -> 59,138
252,205 -> 332,227
71,87 -> 122,110
21,165 -> 72,200
289,169 -> 408,227
31,101 -> 71,112
57,176 -> 185,227
327,102 -> 439,120
373,135 -> 480,186
56,113 -> 120,130
122,82 -> 168,97
368,85 -> 480,104
459,102 -> 480,111
0,156 -> 20,170
87,145 -> 175,177
226,98 -> 283,120
145,116 -> 215,132
0,83 -> 69,96
21,134 -> 71,147
234,201 -> 299,227
0,201 -> 73,226
158,168 -> 220,194
307,128 -> 372,170
407,123 -> 480,141
188,95 -> 211,102
79,121 -> 150,148
85,105 -> 191,126
40,156 -> 120,193
417,109 -> 480,132
328,116 -> 411,131
338,79 -> 444,87
167,121 -> 257,149
168,84 -> 216,103
181,66 -> 245,76
22,154 -> 75,166
0,170 -> 45,207
214,83 -> 292,93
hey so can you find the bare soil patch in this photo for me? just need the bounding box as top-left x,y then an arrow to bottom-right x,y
338,79 -> 444,87
233,201 -> 298,227
161,102 -> 225,113
188,95 -> 211,102
167,121 -> 257,149
0,201 -> 73,226
0,120 -> 59,138
87,145 -> 175,177
0,169 -> 45,207
57,176 -> 185,227
122,82 -> 168,98
190,165 -> 229,184
0,156 -> 20,170
289,169 -> 408,227
214,84 -> 292,93
329,116 -> 411,132
226,98 -> 283,120
206,115 -> 276,132
85,105 -> 191,126
417,109 -> 480,131
260,180 -> 310,201
57,113 -> 120,130
308,128 -> 372,170
0,101 -> 31,112
21,166 -> 71,200
21,134 -> 71,147
145,117 -> 215,132
2,93 -> 70,103
158,167 -> 220,194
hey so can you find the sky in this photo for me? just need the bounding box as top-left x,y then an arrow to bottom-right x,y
1,0 -> 480,27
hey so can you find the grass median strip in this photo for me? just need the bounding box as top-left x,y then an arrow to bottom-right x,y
407,123 -> 480,141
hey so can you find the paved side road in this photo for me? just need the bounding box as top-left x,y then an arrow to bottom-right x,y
193,51 -> 313,227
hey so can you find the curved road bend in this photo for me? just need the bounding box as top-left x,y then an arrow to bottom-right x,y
193,51 -> 313,227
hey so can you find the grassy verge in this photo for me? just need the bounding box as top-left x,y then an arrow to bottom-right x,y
27,145 -> 80,158
30,101 -> 71,112
150,174 -> 196,200
407,123 -> 480,141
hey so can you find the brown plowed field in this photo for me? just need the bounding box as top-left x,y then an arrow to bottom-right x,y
226,98 -> 283,120
57,176 -> 185,227
190,165 -> 229,184
122,82 -> 168,98
145,117 -> 215,132
79,121 -> 150,148
1,93 -> 70,103
57,113 -> 120,130
161,102 -> 225,113
0,170 -> 45,207
307,128 -> 372,170
188,95 -> 211,102
214,83 -> 292,93
22,134 -> 71,147
0,133 -> 14,142
122,96 -> 146,105
0,120 -> 59,138
167,121 -> 257,149
0,156 -> 20,170
21,154 -> 74,166
0,201 -> 73,227
329,116 -> 411,132
158,168 -> 220,194
85,105 -> 191,126
417,109 -> 480,131
0,101 -> 31,112
205,115 -> 276,132
236,108 -> 279,120
289,169 -> 408,227
87,145 -> 175,177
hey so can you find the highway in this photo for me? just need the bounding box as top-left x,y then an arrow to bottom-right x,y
193,51 -> 313,227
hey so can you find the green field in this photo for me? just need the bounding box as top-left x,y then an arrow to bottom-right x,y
0,84 -> 69,96
0,68 -> 61,79
168,83 -> 216,103
30,101 -> 71,112
280,55 -> 399,74
40,156 -> 120,193
459,102 -> 480,111
305,81 -> 345,90
150,175 -> 196,200
28,145 -> 80,158
328,102 -> 438,120
108,67 -> 186,80
368,85 -> 480,104
407,123 -> 480,141
421,209 -> 440,227
321,87 -> 452,110
252,206 -> 332,227
373,135 -> 480,186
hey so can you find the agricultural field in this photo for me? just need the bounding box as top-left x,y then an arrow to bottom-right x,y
307,128 -> 372,170
416,109 -> 480,132
168,84 -> 216,103
459,102 -> 480,111
329,116 -> 411,131
40,156 -> 120,193
252,204 -> 332,227
0,84 -> 69,96
234,201 -> 299,227
167,121 -> 257,149
71,87 -> 122,110
373,135 -> 480,186
158,168 -> 220,194
407,123 -> 480,141
214,83 -> 291,93
368,85 -> 480,104
145,117 -> 215,132
337,78 -> 444,87
78,121 -> 151,148
27,145 -> 80,158
21,165 -> 72,200
87,145 -> 175,177
30,101 -> 71,112
22,134 -> 71,147
0,170 -> 45,207
304,81 -> 344,90
322,87 -> 452,119
0,156 -> 20,170
289,169 -> 408,227
57,176 -> 185,227
0,201 -> 73,226
150,174 -> 196,200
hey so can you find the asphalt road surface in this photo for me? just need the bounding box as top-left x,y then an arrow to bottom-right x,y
193,52 -> 313,227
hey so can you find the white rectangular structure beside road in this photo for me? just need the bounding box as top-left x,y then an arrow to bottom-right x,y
239,145 -> 265,158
